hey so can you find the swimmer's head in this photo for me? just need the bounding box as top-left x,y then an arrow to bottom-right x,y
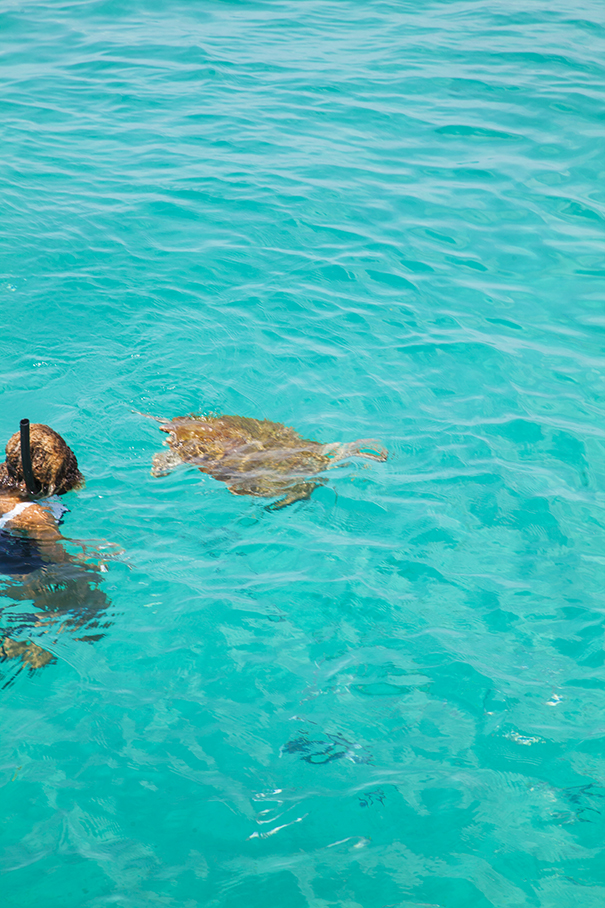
1,424 -> 84,496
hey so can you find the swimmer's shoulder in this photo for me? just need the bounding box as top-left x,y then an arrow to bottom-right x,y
0,494 -> 60,536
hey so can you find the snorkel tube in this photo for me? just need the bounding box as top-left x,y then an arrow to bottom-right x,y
20,418 -> 41,496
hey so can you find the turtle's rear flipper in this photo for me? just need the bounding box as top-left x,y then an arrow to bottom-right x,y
265,480 -> 322,511
329,439 -> 387,463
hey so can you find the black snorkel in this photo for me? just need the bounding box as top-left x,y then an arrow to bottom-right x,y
20,418 -> 41,497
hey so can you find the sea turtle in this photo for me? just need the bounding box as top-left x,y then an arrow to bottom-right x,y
150,413 -> 387,509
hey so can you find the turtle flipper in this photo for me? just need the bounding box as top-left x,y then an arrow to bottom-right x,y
326,439 -> 387,464
151,449 -> 183,477
265,480 -> 322,510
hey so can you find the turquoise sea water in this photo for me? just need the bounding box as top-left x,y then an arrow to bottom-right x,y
2,0 -> 605,905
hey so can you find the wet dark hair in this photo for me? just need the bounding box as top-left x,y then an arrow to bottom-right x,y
0,424 -> 83,497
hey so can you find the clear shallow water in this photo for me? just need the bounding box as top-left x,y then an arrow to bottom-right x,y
1,0 -> 605,904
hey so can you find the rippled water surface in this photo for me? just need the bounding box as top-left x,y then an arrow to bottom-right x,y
2,0 -> 605,905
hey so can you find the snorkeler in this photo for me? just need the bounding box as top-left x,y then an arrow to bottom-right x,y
0,420 -> 84,555
0,420 -> 109,674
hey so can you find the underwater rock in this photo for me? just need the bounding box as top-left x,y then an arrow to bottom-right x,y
281,731 -> 373,764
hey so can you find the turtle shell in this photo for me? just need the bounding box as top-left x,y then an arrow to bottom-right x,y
151,413 -> 386,509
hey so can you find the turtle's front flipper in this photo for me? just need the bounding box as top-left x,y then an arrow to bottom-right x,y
151,449 -> 183,477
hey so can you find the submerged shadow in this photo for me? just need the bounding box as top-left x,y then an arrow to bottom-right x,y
0,533 -> 114,682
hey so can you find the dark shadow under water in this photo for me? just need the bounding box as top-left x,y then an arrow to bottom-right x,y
0,530 -> 112,682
